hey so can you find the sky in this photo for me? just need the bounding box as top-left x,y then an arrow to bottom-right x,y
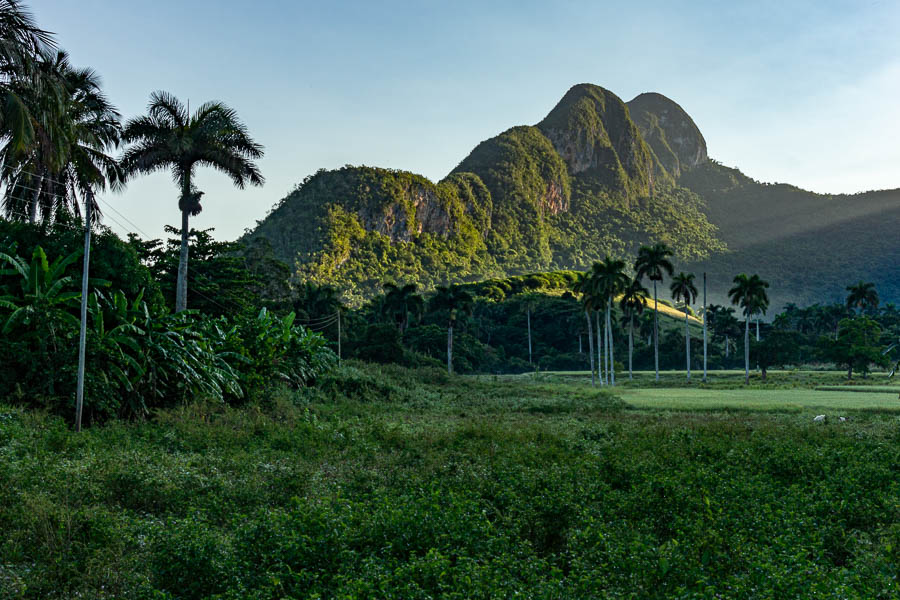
34,0 -> 900,241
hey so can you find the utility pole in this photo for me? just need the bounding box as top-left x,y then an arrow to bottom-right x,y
75,192 -> 92,432
703,272 -> 707,383
527,304 -> 532,364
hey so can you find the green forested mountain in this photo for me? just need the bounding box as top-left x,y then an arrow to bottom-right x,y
247,83 -> 898,307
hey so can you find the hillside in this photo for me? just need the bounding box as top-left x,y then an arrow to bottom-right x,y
678,161 -> 900,309
247,83 -> 899,308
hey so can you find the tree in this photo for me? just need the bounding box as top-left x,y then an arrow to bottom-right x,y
619,277 -> 648,380
0,1 -> 56,206
590,257 -> 629,385
382,282 -> 423,334
846,281 -> 879,314
752,330 -> 803,381
728,274 -> 770,384
121,92 -> 263,312
573,272 -> 596,386
820,316 -> 887,380
670,272 -> 698,382
634,242 -> 674,382
429,285 -> 473,375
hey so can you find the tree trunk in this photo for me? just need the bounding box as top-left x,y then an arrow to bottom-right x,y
28,170 -> 43,224
578,333 -> 582,354
744,317 -> 750,385
585,310 -> 595,387
847,364 -> 852,380
756,318 -> 760,342
725,335 -> 730,359
607,299 -> 615,386
175,208 -> 190,312
702,273 -> 707,382
628,314 -> 634,380
337,309 -> 341,360
653,281 -> 659,382
527,305 -> 532,364
447,319 -> 454,375
685,310 -> 691,382
75,192 -> 92,432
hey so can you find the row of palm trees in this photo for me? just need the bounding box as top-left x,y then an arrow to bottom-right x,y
574,243 -> 771,386
0,2 -> 264,313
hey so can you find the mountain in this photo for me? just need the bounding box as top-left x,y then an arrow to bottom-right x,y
246,83 -> 899,309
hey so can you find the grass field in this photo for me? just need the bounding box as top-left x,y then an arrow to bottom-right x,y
3,364 -> 900,598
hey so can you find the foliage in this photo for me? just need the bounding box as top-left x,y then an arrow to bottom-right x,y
819,317 -> 888,380
2,364 -> 900,597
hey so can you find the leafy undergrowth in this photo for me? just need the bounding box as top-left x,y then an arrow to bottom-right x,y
1,363 -> 899,598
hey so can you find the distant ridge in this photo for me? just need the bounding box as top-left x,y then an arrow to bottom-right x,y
246,84 -> 900,308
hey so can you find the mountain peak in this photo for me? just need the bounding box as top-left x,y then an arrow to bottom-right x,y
627,92 -> 707,177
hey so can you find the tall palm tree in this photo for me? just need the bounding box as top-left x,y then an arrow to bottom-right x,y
0,1 -> 55,162
0,50 -> 122,223
846,281 -> 879,314
382,282 -> 423,333
728,273 -> 770,385
122,92 -> 264,311
619,277 -> 648,380
670,272 -> 698,382
573,272 -> 597,386
429,285 -> 473,375
591,257 -> 629,386
634,242 -> 674,382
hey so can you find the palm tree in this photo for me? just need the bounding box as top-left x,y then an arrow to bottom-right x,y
382,282 -> 424,333
573,272 -> 597,386
619,277 -> 648,380
846,281 -> 879,314
121,92 -> 264,311
0,1 -> 55,165
590,257 -> 629,385
634,242 -> 674,382
670,272 -> 698,382
728,273 -> 770,384
429,285 -> 473,375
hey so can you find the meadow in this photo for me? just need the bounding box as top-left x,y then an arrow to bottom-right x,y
2,364 -> 899,599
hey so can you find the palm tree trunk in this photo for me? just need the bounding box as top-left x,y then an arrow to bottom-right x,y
725,335 -> 730,359
653,281 -> 659,382
176,173 -> 192,313
527,305 -> 532,364
684,311 -> 691,382
607,299 -> 615,386
628,314 -> 634,380
28,169 -> 43,224
75,191 -> 92,432
447,319 -> 454,375
744,316 -> 750,385
585,310 -> 595,387
756,318 -> 760,342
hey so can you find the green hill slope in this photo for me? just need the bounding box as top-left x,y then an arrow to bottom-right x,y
246,84 -> 723,304
246,83 -> 899,308
678,160 -> 900,308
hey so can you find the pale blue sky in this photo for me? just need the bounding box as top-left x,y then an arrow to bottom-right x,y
35,0 -> 900,240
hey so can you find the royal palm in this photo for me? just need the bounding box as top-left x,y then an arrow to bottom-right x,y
846,281 -> 878,314
590,257 -> 629,385
634,243 -> 674,382
728,273 -> 770,385
122,92 -> 263,311
619,277 -> 648,380
429,285 -> 473,375
670,272 -> 698,382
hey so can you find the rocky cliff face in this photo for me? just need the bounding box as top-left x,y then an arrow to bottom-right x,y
537,84 -> 664,195
627,92 -> 707,178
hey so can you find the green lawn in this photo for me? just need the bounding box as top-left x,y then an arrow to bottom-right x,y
617,387 -> 900,412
